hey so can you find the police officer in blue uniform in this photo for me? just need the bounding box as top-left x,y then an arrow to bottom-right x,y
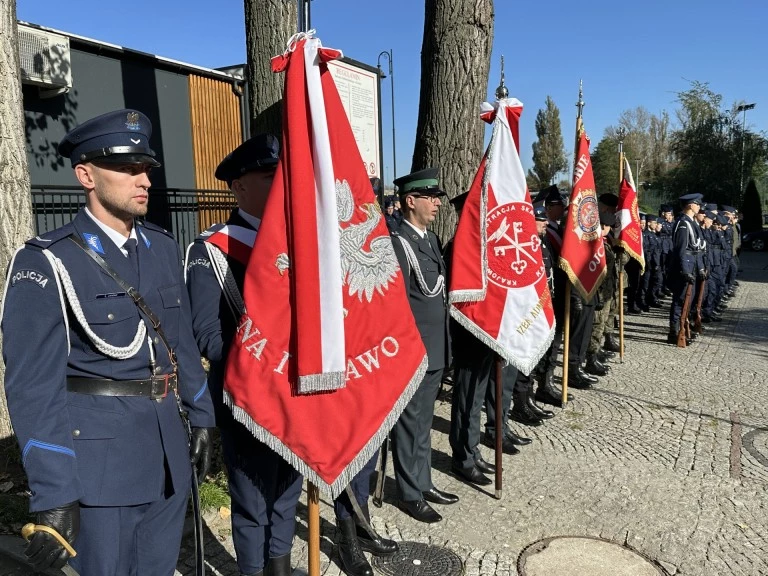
185,134 -> 304,576
1,109 -> 214,575
667,193 -> 706,344
390,167 -> 457,524
657,205 -> 675,296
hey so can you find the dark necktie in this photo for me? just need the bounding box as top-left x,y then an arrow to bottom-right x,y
125,238 -> 139,275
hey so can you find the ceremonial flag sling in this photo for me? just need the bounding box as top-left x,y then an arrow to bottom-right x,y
222,32 -> 427,498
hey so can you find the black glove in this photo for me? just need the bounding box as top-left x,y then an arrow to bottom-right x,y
190,427 -> 212,484
25,501 -> 79,571
682,272 -> 696,284
571,296 -> 584,313
698,268 -> 709,280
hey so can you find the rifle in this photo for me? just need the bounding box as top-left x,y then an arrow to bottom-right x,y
678,282 -> 693,348
693,277 -> 706,334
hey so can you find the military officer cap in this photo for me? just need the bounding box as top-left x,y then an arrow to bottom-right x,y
705,203 -> 718,211
450,190 -> 470,211
646,214 -> 657,223
534,204 -> 548,221
720,204 -> 736,214
394,167 -> 446,198
598,193 -> 619,208
383,198 -> 394,208
58,109 -> 161,168
639,212 -> 647,221
679,192 -> 704,206
704,210 -> 716,220
600,211 -> 616,227
215,133 -> 280,183
716,213 -> 729,225
659,204 -> 673,214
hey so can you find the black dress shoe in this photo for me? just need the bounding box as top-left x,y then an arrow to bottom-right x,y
396,499 -> 442,523
422,487 -> 459,505
451,463 -> 492,486
603,334 -> 621,352
482,432 -> 520,454
649,300 -> 663,308
527,396 -> 555,419
599,349 -> 616,360
337,516 -> 374,576
265,553 -> 292,576
584,355 -> 609,376
474,456 -> 495,474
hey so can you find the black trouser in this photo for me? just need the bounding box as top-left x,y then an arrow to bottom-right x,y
569,299 -> 595,368
484,362 -> 517,439
449,347 -> 493,469
392,368 -> 443,502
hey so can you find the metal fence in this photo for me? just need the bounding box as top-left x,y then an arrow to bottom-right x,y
31,186 -> 237,251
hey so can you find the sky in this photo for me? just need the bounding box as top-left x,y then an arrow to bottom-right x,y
17,0 -> 768,187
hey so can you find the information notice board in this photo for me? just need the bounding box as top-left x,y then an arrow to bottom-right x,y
327,58 -> 381,180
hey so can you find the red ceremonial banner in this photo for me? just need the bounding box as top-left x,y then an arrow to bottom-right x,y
449,99 -> 555,375
616,157 -> 644,271
559,121 -> 607,300
222,33 -> 427,497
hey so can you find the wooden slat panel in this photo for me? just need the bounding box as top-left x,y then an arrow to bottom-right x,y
188,73 -> 243,230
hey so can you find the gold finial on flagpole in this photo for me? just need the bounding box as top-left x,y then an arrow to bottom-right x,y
495,55 -> 508,100
576,79 -> 585,119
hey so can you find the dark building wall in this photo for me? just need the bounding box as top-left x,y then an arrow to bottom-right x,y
23,46 -> 195,190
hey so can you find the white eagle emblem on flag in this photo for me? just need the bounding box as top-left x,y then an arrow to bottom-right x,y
335,179 -> 398,301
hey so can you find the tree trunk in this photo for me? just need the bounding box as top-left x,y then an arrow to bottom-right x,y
244,0 -> 297,139
0,1 -> 34,439
411,0 -> 494,244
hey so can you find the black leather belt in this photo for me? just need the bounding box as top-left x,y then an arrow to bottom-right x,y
67,374 -> 178,400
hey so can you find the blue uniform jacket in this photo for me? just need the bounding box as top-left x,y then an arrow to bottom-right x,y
184,210 -> 253,426
1,210 -> 214,512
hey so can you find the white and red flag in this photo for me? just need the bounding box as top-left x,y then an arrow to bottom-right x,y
559,120 -> 607,300
616,157 -> 644,270
449,98 -> 555,375
222,33 -> 427,496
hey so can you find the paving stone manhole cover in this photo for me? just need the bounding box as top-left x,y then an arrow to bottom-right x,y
518,536 -> 667,576
371,541 -> 463,576
743,429 -> 768,467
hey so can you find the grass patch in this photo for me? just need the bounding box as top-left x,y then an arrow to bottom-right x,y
198,471 -> 230,512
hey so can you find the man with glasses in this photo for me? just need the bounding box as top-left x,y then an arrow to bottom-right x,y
389,167 -> 457,523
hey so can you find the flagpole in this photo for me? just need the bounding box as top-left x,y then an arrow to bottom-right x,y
494,355 -> 503,498
562,284 -> 571,406
617,128 -> 626,362
562,81 -> 585,408
296,4 -> 321,576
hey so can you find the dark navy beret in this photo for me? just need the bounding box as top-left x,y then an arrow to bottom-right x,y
679,193 -> 704,205
598,193 -> 619,208
58,109 -> 160,168
215,133 -> 280,182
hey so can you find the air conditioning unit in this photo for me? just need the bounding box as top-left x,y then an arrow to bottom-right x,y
18,24 -> 73,93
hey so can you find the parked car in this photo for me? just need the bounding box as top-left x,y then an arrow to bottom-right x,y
742,229 -> 768,251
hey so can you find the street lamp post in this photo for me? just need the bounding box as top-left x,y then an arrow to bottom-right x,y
736,102 -> 756,195
377,50 -> 396,185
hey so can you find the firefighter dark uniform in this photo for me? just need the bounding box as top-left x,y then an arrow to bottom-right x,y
1,109 -> 214,576
185,135 -> 302,576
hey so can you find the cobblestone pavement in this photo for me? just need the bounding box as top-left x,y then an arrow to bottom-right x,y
176,252 -> 768,576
